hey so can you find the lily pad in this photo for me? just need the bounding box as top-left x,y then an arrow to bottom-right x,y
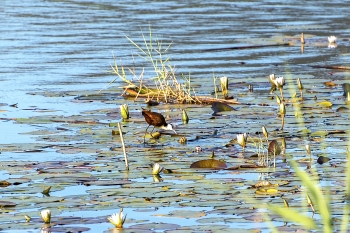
316,100 -> 332,107
190,159 -> 227,169
0,201 -> 16,207
211,102 -> 235,113
42,227 -> 91,232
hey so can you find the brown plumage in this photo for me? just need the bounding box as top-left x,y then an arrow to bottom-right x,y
142,108 -> 176,143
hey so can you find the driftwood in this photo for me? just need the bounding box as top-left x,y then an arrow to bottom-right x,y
122,87 -> 240,105
310,65 -> 350,70
202,43 -> 290,52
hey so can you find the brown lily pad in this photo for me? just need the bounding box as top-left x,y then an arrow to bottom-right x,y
0,201 -> 16,207
190,159 -> 227,169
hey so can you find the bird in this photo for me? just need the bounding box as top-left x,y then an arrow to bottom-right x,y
141,108 -> 177,143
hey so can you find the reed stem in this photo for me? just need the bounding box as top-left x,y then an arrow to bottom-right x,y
118,122 -> 129,170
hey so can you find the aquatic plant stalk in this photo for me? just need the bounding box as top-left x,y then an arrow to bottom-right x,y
301,33 -> 305,44
279,103 -> 286,130
275,95 -> 281,105
340,157 -> 350,233
117,122 -> 129,170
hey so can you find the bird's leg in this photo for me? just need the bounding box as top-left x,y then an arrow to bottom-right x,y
144,125 -> 151,144
149,126 -> 156,138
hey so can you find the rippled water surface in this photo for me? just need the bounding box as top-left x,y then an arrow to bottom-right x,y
1,0 -> 350,232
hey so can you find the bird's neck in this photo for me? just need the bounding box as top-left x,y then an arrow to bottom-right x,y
160,124 -> 168,130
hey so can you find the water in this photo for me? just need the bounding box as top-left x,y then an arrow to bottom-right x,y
1,0 -> 350,232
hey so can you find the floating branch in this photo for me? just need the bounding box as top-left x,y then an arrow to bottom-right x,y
310,65 -> 350,70
122,87 -> 240,104
202,43 -> 290,52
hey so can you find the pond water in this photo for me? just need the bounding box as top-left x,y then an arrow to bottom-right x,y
1,0 -> 350,232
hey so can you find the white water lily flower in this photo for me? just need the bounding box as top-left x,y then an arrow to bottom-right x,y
220,76 -> 229,91
39,209 -> 51,223
237,133 -> 248,149
108,208 -> 127,228
328,44 -> 337,49
328,36 -> 337,44
274,76 -> 285,88
269,74 -> 276,85
152,163 -> 163,175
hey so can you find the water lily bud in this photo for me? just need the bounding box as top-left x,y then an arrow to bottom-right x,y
274,76 -> 285,89
328,36 -> 337,44
120,104 -> 129,119
24,215 -> 31,222
283,198 -> 289,208
220,76 -> 229,92
182,109 -> 189,123
248,84 -> 253,92
237,133 -> 248,149
39,209 -> 51,224
262,126 -> 268,139
152,163 -> 163,175
275,95 -> 281,105
195,146 -> 202,152
279,103 -> 286,115
179,136 -> 187,144
281,137 -> 286,149
297,78 -> 303,91
305,144 -> 311,154
301,33 -> 305,44
108,208 -> 127,228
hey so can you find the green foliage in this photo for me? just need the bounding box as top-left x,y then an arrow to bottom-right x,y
267,157 -> 350,233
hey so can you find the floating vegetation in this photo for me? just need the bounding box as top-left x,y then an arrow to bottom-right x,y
1,30 -> 350,233
108,28 -> 238,105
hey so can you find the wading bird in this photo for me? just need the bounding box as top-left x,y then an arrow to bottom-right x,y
142,108 -> 176,143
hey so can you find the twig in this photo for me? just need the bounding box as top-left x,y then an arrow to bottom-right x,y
118,122 -> 129,171
310,65 -> 350,70
202,43 -> 290,52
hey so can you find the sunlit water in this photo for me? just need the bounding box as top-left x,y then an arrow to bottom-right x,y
1,0 -> 350,232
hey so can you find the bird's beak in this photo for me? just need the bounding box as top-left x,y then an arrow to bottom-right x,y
173,129 -> 177,134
